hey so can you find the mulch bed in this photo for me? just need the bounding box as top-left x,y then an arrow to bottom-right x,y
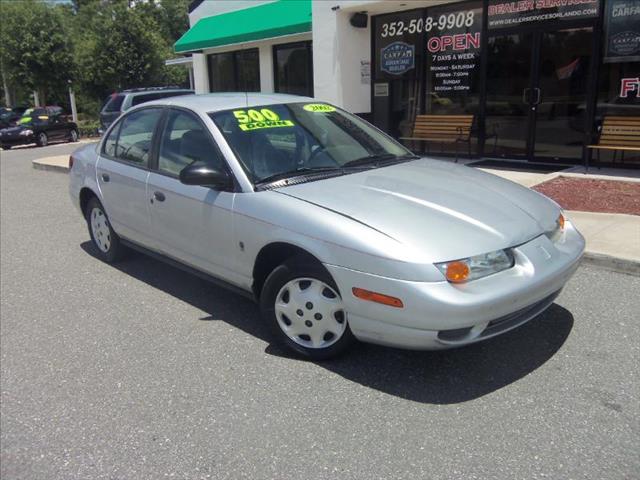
533,177 -> 640,216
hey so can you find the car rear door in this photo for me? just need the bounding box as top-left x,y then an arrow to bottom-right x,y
145,108 -> 239,282
96,107 -> 163,248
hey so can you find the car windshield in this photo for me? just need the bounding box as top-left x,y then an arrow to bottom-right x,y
209,102 -> 415,185
17,108 -> 48,126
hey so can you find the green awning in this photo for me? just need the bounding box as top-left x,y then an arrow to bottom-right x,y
174,0 -> 311,53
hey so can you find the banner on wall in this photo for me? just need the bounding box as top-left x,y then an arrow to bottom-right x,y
487,0 -> 599,29
604,0 -> 640,63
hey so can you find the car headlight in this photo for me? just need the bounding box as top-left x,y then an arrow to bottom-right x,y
435,249 -> 514,284
19,129 -> 33,136
545,213 -> 566,243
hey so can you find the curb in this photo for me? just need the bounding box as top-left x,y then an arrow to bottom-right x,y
32,160 -> 69,173
582,251 -> 640,277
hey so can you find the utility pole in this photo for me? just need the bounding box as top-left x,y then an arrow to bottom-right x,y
68,80 -> 78,122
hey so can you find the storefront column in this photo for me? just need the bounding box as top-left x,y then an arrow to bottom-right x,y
192,53 -> 209,94
259,44 -> 275,93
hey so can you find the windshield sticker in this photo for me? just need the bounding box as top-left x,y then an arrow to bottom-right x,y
233,108 -> 294,131
303,103 -> 336,113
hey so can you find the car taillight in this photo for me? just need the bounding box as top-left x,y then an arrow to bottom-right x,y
69,155 -> 75,170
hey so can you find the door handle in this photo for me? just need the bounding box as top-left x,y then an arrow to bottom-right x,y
101,173 -> 110,182
153,191 -> 166,202
533,88 -> 541,105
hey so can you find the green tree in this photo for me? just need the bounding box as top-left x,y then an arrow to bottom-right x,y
73,0 -> 186,101
0,0 -> 75,106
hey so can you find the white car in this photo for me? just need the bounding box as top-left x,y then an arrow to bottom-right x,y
69,93 -> 585,359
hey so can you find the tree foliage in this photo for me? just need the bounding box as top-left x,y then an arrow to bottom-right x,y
1,0 -> 189,113
0,0 -> 75,105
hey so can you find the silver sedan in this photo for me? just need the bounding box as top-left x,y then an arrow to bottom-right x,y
69,93 -> 585,359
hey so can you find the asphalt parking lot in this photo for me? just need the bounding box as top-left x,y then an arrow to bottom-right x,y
1,143 -> 639,480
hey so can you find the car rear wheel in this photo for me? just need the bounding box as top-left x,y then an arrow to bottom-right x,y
85,197 -> 126,263
69,129 -> 79,142
260,256 -> 355,360
1,146 -> 10,150
36,132 -> 48,147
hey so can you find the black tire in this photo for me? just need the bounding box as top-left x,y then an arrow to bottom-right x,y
1,145 -> 10,150
35,132 -> 48,147
85,197 -> 127,263
69,129 -> 79,143
260,255 -> 355,360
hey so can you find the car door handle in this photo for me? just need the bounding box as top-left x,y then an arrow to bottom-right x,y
101,173 -> 110,182
153,191 -> 166,202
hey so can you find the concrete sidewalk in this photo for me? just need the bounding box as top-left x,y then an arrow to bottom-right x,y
33,155 -> 640,274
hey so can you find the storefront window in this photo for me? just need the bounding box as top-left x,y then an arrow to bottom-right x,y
274,41 -> 313,97
207,49 -> 260,92
372,8 -> 426,139
424,1 -> 483,116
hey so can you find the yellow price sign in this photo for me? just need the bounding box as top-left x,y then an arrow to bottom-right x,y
303,103 -> 336,113
233,108 -> 294,131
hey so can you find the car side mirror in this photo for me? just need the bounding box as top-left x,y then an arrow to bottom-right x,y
179,163 -> 232,190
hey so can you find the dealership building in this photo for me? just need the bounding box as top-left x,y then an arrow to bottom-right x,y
174,0 -> 640,166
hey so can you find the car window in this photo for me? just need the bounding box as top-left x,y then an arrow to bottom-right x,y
131,93 -> 161,107
103,121 -> 120,157
102,94 -> 125,113
158,109 -> 223,176
113,108 -> 163,166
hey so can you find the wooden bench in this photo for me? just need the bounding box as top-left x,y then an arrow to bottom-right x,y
587,116 -> 640,168
400,114 -> 476,162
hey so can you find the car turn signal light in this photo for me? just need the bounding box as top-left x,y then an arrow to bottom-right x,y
352,288 -> 404,308
443,261 -> 470,283
557,213 -> 565,231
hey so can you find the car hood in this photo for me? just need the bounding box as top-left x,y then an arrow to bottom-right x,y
0,126 -> 29,135
275,159 -> 559,262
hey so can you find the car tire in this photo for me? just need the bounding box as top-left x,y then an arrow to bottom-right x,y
1,145 -> 10,150
260,255 -> 355,360
69,129 -> 79,142
36,132 -> 48,147
85,197 -> 126,263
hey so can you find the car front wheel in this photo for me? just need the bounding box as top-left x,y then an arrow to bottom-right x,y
260,256 -> 355,360
69,129 -> 79,142
85,197 -> 126,263
36,132 -> 48,147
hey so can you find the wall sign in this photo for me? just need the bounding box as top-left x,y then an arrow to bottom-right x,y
488,0 -> 599,29
374,8 -> 425,80
380,42 -> 416,75
620,77 -> 640,98
374,83 -> 389,97
604,0 -> 640,63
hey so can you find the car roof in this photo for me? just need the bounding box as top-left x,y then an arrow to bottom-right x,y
139,92 -> 316,114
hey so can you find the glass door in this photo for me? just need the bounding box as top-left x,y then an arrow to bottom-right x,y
533,27 -> 593,161
484,27 -> 594,163
485,32 -> 535,158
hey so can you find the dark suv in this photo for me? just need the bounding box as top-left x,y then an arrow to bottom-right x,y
99,87 -> 193,133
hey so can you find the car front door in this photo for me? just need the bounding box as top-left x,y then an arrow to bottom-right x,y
46,114 -> 66,140
96,107 -> 163,248
146,108 -> 239,283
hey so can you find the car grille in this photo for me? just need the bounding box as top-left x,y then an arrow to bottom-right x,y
437,289 -> 562,343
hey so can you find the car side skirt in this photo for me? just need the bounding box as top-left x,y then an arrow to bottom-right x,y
121,239 -> 257,302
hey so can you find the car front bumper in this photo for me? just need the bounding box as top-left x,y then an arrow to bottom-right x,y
325,220 -> 585,350
0,134 -> 34,147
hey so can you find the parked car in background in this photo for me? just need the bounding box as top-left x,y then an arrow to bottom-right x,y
0,106 -> 27,129
99,87 -> 193,133
0,106 -> 78,149
69,93 -> 584,360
